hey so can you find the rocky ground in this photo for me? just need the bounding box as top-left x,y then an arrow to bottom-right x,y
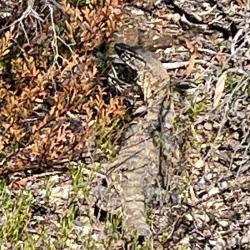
0,0 -> 249,249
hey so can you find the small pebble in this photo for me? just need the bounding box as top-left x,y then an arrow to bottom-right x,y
241,233 -> 250,244
208,187 -> 219,196
216,238 -> 226,249
206,173 -> 214,180
172,13 -> 181,23
195,159 -> 204,168
204,122 -> 213,131
218,220 -> 229,228
220,181 -> 229,190
208,239 -> 217,246
194,213 -> 210,223
232,132 -> 239,140
237,111 -> 245,119
131,9 -> 144,15
185,213 -> 193,221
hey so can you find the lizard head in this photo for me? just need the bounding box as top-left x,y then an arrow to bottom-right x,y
115,43 -> 169,102
114,43 -> 147,72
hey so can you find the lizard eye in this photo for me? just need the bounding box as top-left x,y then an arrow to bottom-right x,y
114,43 -> 145,71
115,43 -> 135,59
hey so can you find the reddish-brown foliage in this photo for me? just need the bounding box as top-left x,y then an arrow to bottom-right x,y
0,0 -> 126,175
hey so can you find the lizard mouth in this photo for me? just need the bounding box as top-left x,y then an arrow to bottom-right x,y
114,43 -> 146,71
114,43 -> 136,62
114,43 -> 133,55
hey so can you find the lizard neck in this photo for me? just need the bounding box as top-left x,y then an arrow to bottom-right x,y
144,79 -> 170,123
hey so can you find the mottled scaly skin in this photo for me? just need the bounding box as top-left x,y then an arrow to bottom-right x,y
105,44 -> 171,238
115,44 -> 171,123
107,119 -> 159,238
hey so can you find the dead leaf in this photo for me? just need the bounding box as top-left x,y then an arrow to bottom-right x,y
185,52 -> 197,77
184,40 -> 199,77
235,0 -> 246,7
189,186 -> 198,204
186,40 -> 193,52
10,176 -> 35,190
213,71 -> 227,108
215,51 -> 224,64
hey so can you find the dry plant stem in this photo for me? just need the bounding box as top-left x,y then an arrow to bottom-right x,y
0,0 -> 72,69
0,0 -> 44,42
47,3 -> 75,72
203,76 -> 249,163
